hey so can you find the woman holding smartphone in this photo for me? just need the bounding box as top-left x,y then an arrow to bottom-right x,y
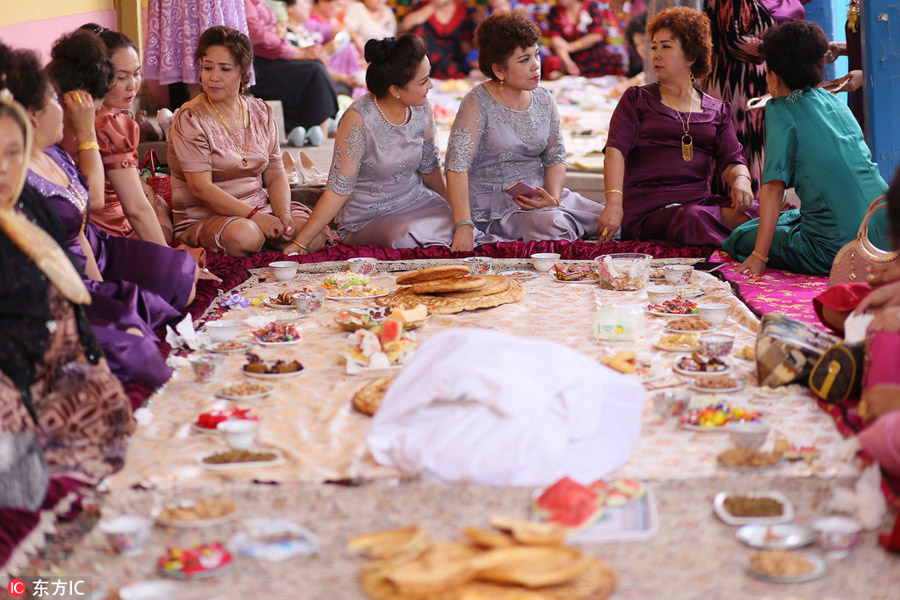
445,11 -> 604,250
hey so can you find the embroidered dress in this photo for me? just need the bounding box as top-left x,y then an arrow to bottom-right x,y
445,84 -> 604,242
701,0 -> 775,197
327,95 -> 456,248
604,84 -> 752,246
545,1 -> 626,77
409,1 -> 473,80
722,87 -> 889,275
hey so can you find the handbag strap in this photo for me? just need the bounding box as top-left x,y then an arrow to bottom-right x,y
857,196 -> 900,262
139,149 -> 160,175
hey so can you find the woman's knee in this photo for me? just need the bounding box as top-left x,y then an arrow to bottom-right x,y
221,220 -> 265,257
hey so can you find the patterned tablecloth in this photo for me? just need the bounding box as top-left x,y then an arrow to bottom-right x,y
107,259 -> 857,492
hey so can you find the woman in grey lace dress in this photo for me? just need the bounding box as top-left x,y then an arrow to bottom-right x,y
290,35 -> 468,250
445,12 -> 604,247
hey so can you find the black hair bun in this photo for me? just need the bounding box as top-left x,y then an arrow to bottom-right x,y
364,37 -> 398,65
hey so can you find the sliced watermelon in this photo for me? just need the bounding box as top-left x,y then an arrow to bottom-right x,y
588,480 -> 609,505
612,478 -> 645,500
533,476 -> 596,518
547,494 -> 605,533
605,489 -> 629,507
378,319 -> 404,345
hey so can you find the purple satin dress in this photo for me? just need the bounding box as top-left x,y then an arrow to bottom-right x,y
605,84 -> 756,246
26,145 -> 196,387
759,0 -> 807,23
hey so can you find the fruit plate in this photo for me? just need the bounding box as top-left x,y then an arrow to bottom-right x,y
673,358 -> 731,377
241,368 -> 303,380
746,550 -> 827,583
690,378 -> 748,394
198,448 -> 286,471
736,523 -> 816,550
499,270 -> 539,280
531,486 -> 660,543
713,491 -> 794,526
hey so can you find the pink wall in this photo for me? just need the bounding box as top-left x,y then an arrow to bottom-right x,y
0,10 -> 117,63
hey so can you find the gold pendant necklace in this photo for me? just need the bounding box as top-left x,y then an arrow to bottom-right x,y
209,96 -> 250,166
671,96 -> 694,162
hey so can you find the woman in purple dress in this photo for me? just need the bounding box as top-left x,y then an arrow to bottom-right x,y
598,7 -> 755,246
5,49 -> 188,388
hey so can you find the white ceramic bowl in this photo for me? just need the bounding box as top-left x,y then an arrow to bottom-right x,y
292,290 -> 325,314
463,256 -> 494,276
188,353 -> 225,382
531,253 -> 561,273
726,420 -> 770,450
699,333 -> 735,357
698,303 -> 729,326
205,320 -> 239,343
813,516 -> 862,558
347,257 -> 378,275
217,419 -> 260,449
269,260 -> 299,281
99,515 -> 152,556
646,284 -> 678,305
663,265 -> 694,285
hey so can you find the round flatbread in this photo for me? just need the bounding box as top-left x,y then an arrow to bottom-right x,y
396,265 -> 470,285
376,279 -> 524,315
438,275 -> 510,299
411,276 -> 488,295
351,376 -> 394,416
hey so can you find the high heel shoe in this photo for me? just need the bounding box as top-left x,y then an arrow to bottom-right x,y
305,125 -> 324,147
156,108 -> 174,141
287,126 -> 307,147
298,151 -> 327,186
282,150 -> 302,186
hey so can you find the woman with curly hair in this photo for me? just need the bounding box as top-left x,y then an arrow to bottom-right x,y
724,20 -> 889,275
445,11 -> 604,248
597,6 -> 754,246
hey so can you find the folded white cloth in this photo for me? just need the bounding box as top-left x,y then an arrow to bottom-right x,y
367,329 -> 645,486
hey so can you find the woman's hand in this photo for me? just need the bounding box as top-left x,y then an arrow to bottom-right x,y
868,306 -> 900,334
451,226 -> 474,252
738,254 -> 766,275
513,187 -> 559,210
198,267 -> 222,283
278,211 -> 296,242
855,279 -> 900,314
730,176 -> 754,212
250,212 -> 284,239
61,91 -> 97,140
825,41 -> 847,63
597,204 -> 622,244
562,57 -> 581,77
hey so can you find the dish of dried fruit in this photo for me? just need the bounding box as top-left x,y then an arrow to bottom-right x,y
550,264 -> 599,283
241,353 -> 303,379
747,550 -> 826,583
208,340 -> 253,354
665,317 -> 714,332
265,291 -> 301,309
674,354 -> 730,375
713,491 -> 793,525
655,333 -> 700,352
199,448 -> 286,469
690,375 -> 747,393
156,499 -> 238,528
717,448 -> 783,470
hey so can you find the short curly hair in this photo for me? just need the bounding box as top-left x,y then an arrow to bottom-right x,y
761,20 -> 828,91
45,30 -> 114,99
195,26 -> 254,87
647,7 -> 712,80
475,11 -> 541,80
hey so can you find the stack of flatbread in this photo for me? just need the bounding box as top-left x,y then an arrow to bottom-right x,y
349,516 -> 617,600
376,265 -> 524,315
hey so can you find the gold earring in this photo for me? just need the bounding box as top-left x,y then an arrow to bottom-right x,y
689,69 -> 695,85
499,79 -> 504,92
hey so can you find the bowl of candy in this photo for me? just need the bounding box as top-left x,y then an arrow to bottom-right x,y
595,253 -> 651,291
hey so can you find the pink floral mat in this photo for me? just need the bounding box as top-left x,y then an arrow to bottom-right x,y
712,249 -> 829,326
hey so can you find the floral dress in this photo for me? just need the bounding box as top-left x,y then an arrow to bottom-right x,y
545,1 -> 626,77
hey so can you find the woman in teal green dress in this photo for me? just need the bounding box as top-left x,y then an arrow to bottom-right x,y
722,20 -> 888,275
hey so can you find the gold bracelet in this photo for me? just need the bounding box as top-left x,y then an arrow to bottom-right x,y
77,141 -> 100,152
605,189 -> 623,196
735,173 -> 752,182
290,239 -> 309,252
751,250 -> 769,263
277,210 -> 291,218
552,196 -> 560,207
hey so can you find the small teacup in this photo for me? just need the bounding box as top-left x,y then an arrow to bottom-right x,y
726,420 -> 770,450
697,303 -> 729,326
99,515 -> 152,556
463,256 -> 494,276
645,284 -> 678,305
663,265 -> 694,285
292,290 -> 325,314
205,320 -> 239,343
347,257 -> 378,276
188,353 -> 225,382
813,516 -> 862,558
218,419 -> 260,449
531,253 -> 561,273
269,261 -> 298,282
699,333 -> 735,357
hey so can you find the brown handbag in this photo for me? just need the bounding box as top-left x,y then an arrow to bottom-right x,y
828,196 -> 899,287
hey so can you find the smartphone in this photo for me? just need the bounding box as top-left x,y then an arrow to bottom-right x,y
504,180 -> 542,201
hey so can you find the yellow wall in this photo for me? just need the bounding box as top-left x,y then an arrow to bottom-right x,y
0,0 -> 115,27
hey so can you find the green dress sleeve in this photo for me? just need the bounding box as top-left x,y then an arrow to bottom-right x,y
761,100 -> 797,186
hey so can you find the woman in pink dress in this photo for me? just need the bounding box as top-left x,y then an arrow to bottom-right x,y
169,26 -> 331,256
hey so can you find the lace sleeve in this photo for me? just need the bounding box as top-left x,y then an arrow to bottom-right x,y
445,91 -> 485,173
325,109 -> 366,196
541,92 -> 567,168
417,102 -> 441,174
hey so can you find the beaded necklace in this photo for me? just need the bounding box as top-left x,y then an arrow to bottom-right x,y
209,96 -> 250,166
372,94 -> 410,126
30,154 -> 89,234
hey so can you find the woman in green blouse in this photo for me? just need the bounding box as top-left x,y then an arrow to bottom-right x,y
722,20 -> 888,275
